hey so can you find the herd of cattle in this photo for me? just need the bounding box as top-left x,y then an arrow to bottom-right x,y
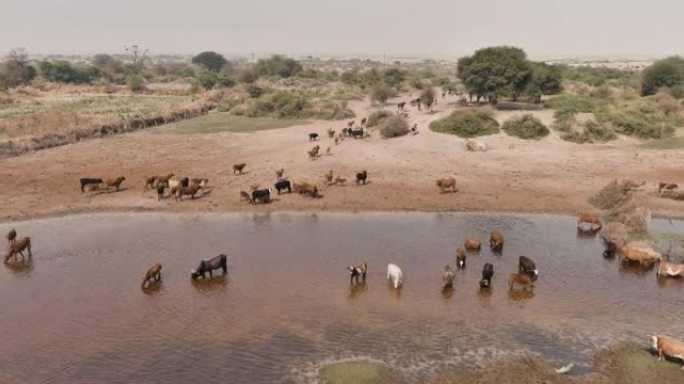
4,211 -> 684,369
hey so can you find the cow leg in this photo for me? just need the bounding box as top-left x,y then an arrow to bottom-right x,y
658,350 -> 663,361
208,270 -> 213,278
222,265 -> 227,275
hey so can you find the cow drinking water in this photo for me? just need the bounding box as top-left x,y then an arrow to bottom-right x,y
191,254 -> 228,280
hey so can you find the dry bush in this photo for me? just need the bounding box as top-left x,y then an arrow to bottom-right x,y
653,89 -> 681,115
429,107 -> 500,138
589,179 -> 641,210
379,115 -> 409,138
601,222 -> 629,250
613,203 -> 651,233
501,114 -> 549,139
367,110 -> 393,127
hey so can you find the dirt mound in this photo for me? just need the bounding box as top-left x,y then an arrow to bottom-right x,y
612,203 -> 651,233
589,179 -> 643,210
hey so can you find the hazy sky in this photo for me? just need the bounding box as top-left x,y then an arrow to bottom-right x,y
2,0 -> 682,59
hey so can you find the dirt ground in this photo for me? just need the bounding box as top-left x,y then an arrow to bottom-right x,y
1,94 -> 683,222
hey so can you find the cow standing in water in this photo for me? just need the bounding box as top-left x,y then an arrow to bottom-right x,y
191,254 -> 228,279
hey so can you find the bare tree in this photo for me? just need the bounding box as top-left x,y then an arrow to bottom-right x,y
6,47 -> 29,68
124,45 -> 149,71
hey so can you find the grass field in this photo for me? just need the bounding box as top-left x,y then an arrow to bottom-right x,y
156,113 -> 309,134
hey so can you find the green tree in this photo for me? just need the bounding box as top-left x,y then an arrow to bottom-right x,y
255,55 -> 303,78
526,62 -> 563,103
641,56 -> 684,96
370,83 -> 394,104
420,87 -> 436,111
381,68 -> 407,88
457,46 -> 532,103
191,51 -> 228,72
39,60 -> 101,84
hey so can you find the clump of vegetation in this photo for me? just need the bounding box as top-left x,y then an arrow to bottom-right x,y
255,55 -> 303,78
379,115 -> 409,138
429,108 -> 500,137
319,361 -> 394,384
127,75 -> 145,92
38,60 -> 101,84
501,114 -> 549,139
544,94 -> 604,113
552,110 -> 617,143
370,83 -> 395,104
0,48 -> 37,89
419,87 -> 436,111
562,65 -> 639,87
641,56 -> 684,96
191,51 -> 228,72
367,110 -> 393,127
239,90 -> 353,120
595,98 -> 681,139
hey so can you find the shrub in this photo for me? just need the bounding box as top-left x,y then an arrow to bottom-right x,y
236,68 -> 258,84
544,94 -> 604,113
379,116 -> 410,138
39,60 -> 101,84
247,85 -> 263,98
641,56 -> 684,96
669,84 -> 684,99
420,87 -> 436,110
370,83 -> 394,104
553,110 -> 617,143
562,65 -> 639,87
595,99 -> 680,139
255,55 -> 303,78
367,110 -> 393,127
501,114 -> 549,139
127,75 -> 145,92
429,108 -> 500,138
306,100 -> 355,120
653,90 -> 680,115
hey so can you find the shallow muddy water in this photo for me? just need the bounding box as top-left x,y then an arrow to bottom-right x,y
1,212 -> 683,384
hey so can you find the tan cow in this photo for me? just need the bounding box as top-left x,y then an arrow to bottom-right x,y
577,211 -> 602,228
464,238 -> 481,251
436,177 -> 457,193
620,244 -> 662,266
656,261 -> 684,278
508,273 -> 534,290
141,263 -> 162,289
490,230 -> 504,252
650,335 -> 684,369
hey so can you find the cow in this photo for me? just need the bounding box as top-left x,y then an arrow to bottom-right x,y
157,184 -> 165,201
650,335 -> 684,369
174,185 -> 201,201
436,177 -> 457,193
361,117 -> 367,126
309,132 -> 319,141
348,262 -> 368,284
240,191 -> 252,203
356,170 -> 368,185
620,244 -> 662,266
308,145 -> 320,160
274,179 -> 292,194
658,182 -> 679,194
508,273 -> 534,290
456,248 -> 466,269
191,254 -> 228,280
104,177 -> 126,191
480,263 -> 494,289
80,178 -> 103,193
490,230 -> 504,252
656,261 -> 684,278
324,170 -> 334,185
5,237 -> 31,263
387,263 -> 403,289
275,168 -> 285,180
141,263 -> 162,289
169,177 -> 189,195
251,188 -> 272,204
577,211 -> 602,229
351,128 -> 364,139
190,178 -> 209,189
347,120 -> 355,128
518,256 -> 538,277
233,163 -> 247,175
327,129 -> 335,138
6,229 -> 16,244
442,265 -> 455,290
397,102 -> 406,111
464,238 -> 481,251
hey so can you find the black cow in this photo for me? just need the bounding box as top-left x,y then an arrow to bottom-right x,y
397,102 -> 406,110
191,254 -> 227,280
157,184 -> 165,201
480,262 -> 494,289
351,128 -> 364,139
518,256 -> 538,277
80,178 -> 103,192
309,133 -> 319,141
356,170 -> 368,185
251,188 -> 272,204
180,177 -> 189,188
347,262 -> 367,284
274,179 -> 291,194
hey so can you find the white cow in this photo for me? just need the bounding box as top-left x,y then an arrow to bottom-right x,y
387,263 -> 403,289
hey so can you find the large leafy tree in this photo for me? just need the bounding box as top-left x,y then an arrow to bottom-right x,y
457,46 -> 532,103
526,62 -> 563,103
254,55 -> 303,78
191,51 -> 228,72
641,56 -> 684,96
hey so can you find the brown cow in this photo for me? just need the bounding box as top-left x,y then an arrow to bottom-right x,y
436,177 -> 457,193
141,263 -> 162,289
658,182 -> 679,194
490,230 -> 504,252
174,185 -> 201,201
620,244 -> 662,266
308,145 -> 320,160
508,273 -> 534,290
6,228 -> 16,244
275,168 -> 285,180
464,238 -> 481,251
324,170 -> 334,185
240,190 -> 252,203
577,211 -> 602,229
456,248 -> 466,269
650,335 -> 684,369
5,237 -> 31,263
233,163 -> 247,175
105,176 -> 126,191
